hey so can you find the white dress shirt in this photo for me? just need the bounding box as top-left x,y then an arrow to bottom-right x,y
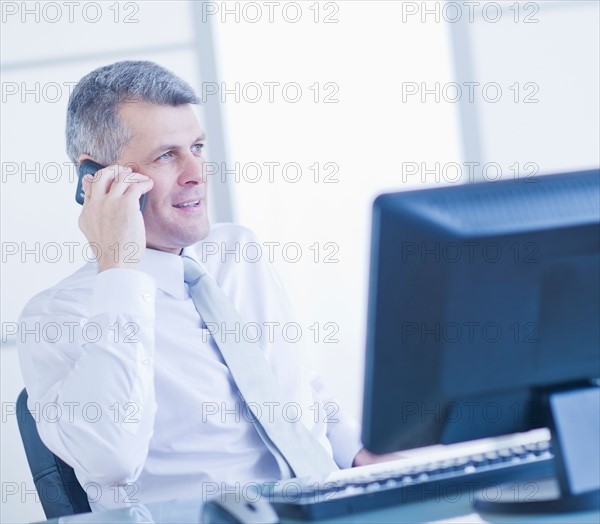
17,223 -> 362,512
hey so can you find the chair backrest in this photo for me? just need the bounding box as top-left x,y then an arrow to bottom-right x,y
16,389 -> 91,518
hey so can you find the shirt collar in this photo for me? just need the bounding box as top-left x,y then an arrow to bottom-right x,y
181,244 -> 203,267
138,246 -> 201,300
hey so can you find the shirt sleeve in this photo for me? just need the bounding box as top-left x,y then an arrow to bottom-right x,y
17,268 -> 159,485
202,224 -> 365,470
310,371 -> 364,469
244,228 -> 363,469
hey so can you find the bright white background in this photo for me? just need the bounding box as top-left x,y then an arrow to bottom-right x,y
1,1 -> 598,522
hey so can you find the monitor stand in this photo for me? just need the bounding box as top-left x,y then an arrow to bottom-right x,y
475,384 -> 600,514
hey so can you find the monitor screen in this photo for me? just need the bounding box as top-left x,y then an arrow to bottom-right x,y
362,169 -> 600,454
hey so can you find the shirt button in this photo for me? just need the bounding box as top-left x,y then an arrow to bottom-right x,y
142,293 -> 152,302
141,357 -> 150,365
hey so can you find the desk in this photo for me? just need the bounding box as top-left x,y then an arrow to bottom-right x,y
32,430 -> 599,524
36,485 -> 600,524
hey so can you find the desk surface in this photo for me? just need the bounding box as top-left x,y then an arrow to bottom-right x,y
40,488 -> 600,524
36,431 -> 599,524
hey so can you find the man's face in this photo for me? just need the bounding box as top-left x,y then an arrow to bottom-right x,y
115,101 -> 209,254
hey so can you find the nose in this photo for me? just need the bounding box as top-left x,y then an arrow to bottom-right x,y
178,153 -> 206,186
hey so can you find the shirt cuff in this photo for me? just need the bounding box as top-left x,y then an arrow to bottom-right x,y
327,411 -> 364,469
91,268 -> 157,318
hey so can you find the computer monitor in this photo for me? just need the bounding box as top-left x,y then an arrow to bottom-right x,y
362,169 -> 600,512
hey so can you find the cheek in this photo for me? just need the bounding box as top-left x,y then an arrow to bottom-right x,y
146,179 -> 170,207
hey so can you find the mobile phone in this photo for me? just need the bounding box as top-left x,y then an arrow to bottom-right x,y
75,159 -> 147,213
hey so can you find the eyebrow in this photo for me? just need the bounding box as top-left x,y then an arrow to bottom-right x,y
148,134 -> 207,158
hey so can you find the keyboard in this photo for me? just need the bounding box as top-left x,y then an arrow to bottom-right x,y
264,429 -> 555,520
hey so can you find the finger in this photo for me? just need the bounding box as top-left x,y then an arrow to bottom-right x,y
81,174 -> 94,201
107,171 -> 151,199
88,165 -> 125,197
122,177 -> 153,203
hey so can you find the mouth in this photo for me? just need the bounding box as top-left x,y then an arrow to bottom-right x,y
173,198 -> 204,209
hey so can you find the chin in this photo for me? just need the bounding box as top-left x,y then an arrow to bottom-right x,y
146,224 -> 211,254
175,222 -> 211,247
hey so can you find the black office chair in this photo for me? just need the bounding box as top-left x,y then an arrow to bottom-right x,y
16,389 -> 92,518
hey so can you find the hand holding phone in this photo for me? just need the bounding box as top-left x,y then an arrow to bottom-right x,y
76,161 -> 153,272
76,159 -> 148,212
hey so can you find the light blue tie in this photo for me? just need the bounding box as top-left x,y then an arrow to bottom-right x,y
182,255 -> 339,479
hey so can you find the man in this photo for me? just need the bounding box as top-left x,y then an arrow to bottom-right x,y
17,61 -> 390,513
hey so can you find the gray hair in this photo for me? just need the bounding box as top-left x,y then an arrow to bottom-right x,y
66,60 -> 199,165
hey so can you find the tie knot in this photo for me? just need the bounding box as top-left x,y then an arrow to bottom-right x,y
182,255 -> 207,285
